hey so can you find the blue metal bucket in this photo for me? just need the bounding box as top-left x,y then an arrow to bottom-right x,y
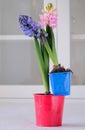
49,72 -> 71,96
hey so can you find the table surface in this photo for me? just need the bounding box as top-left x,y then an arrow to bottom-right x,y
0,99 -> 85,130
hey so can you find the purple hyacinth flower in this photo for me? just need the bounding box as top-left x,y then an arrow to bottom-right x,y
19,15 -> 41,38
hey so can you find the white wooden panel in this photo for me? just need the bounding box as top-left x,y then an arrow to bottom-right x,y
72,34 -> 85,41
70,85 -> 85,99
57,0 -> 70,68
0,35 -> 32,40
0,85 -> 43,98
0,44 -> 2,83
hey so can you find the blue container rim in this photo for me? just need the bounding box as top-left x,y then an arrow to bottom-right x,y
49,71 -> 71,75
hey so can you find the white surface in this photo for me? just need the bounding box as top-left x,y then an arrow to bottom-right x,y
0,99 -> 85,130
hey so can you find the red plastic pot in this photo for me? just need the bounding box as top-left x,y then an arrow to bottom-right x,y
34,94 -> 64,127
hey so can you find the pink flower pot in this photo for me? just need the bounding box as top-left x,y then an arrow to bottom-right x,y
34,94 -> 65,127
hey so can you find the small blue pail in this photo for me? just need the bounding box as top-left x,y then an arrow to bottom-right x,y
49,72 -> 71,96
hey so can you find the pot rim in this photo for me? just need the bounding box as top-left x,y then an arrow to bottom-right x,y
49,71 -> 71,75
33,93 -> 64,97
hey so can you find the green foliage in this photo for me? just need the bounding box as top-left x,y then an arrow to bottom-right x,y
34,37 -> 49,93
46,25 -> 58,65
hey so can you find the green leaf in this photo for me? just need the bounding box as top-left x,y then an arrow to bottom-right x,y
40,41 -> 49,73
39,40 -> 49,91
46,25 -> 59,65
46,25 -> 53,49
34,37 -> 49,93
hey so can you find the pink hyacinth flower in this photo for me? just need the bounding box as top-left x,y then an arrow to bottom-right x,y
48,13 -> 57,29
40,15 -> 48,28
40,12 -> 57,29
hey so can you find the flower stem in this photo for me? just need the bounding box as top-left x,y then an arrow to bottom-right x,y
43,37 -> 58,65
34,37 -> 49,93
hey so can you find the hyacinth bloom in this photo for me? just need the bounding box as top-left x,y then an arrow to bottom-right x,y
39,3 -> 58,66
40,3 -> 57,29
19,15 -> 41,38
48,13 -> 57,29
19,15 -> 48,39
19,15 -> 50,94
40,12 -> 57,29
